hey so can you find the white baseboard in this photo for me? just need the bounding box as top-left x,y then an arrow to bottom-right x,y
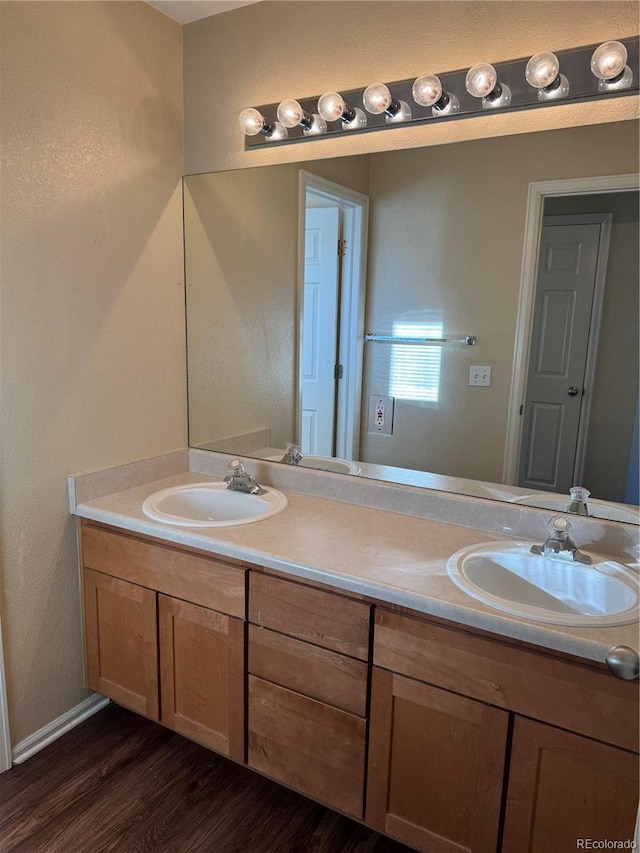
12,693 -> 110,765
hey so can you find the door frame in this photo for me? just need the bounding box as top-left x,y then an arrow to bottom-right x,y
503,173 -> 640,485
297,171 -> 369,460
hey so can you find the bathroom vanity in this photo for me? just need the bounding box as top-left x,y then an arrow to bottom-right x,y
72,463 -> 639,853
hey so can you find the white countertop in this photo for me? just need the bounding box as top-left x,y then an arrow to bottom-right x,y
72,469 -> 640,666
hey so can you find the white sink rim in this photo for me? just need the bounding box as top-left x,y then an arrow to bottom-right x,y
141,481 -> 287,528
265,454 -> 361,475
511,493 -> 640,525
447,541 -> 640,627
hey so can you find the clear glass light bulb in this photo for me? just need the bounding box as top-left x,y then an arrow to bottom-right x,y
266,121 -> 288,141
341,107 -> 367,131
591,41 -> 628,80
276,99 -> 305,128
412,74 -> 443,107
525,52 -> 560,89
317,91 -> 347,122
465,63 -> 497,98
238,107 -> 265,136
362,82 -> 392,115
385,100 -> 412,123
303,114 -> 328,136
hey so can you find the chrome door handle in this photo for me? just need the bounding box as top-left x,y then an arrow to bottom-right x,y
567,386 -> 580,396
606,645 -> 640,680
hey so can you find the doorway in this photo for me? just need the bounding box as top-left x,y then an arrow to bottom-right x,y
504,174 -> 640,497
297,172 -> 369,460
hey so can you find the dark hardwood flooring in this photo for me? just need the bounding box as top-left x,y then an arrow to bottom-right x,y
0,704 -> 411,853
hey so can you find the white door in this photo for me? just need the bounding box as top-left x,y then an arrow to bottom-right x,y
518,219 -> 605,492
301,207 -> 340,455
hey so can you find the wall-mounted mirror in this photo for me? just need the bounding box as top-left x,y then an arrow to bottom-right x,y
184,120 -> 639,524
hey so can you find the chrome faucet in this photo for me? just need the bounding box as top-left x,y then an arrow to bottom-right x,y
224,459 -> 267,495
566,485 -> 590,516
280,442 -> 303,466
530,515 -> 592,564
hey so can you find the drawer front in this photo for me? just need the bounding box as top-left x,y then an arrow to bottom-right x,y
82,524 -> 246,618
248,676 -> 366,818
248,625 -> 368,716
374,609 -> 639,753
249,572 -> 370,660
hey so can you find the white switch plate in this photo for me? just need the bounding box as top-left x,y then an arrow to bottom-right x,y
469,366 -> 492,386
367,394 -> 394,435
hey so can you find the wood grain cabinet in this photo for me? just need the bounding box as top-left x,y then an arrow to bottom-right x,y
247,572 -> 371,818
369,608 -> 640,853
81,522 -> 246,760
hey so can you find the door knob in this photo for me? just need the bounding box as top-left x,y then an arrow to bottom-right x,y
567,386 -> 580,396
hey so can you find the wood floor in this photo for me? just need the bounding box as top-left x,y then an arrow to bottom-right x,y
0,704 -> 411,853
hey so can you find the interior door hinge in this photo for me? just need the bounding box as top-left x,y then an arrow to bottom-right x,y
338,239 -> 347,257
519,404 -> 524,415
334,364 -> 344,380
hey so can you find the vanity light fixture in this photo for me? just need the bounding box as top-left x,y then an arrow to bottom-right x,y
412,74 -> 459,116
276,99 -> 327,135
465,63 -> 512,108
238,107 -> 288,141
317,91 -> 367,130
525,51 -> 570,100
591,41 -> 634,91
362,82 -> 412,122
241,37 -> 638,148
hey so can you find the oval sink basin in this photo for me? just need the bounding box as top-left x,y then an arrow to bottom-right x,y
511,493 -> 639,525
266,455 -> 361,475
447,542 -> 639,627
142,482 -> 287,528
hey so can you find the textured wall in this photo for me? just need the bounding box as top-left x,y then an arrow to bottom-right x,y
0,1 -> 185,744
184,1 -> 638,175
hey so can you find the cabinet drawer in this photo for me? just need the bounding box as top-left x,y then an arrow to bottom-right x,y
248,625 -> 368,716
248,676 -> 366,819
249,572 -> 370,660
374,609 -> 639,752
82,523 -> 245,618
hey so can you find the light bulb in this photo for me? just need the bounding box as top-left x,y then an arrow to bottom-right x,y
318,91 -> 349,122
591,41 -> 633,91
277,99 -> 306,128
341,107 -> 367,130
412,74 -> 443,107
239,107 -> 266,136
525,51 -> 560,89
465,63 -> 497,98
266,121 -> 288,141
303,114 -> 328,136
385,101 -> 412,123
363,82 -> 392,114
465,62 -> 512,109
591,41 -> 628,80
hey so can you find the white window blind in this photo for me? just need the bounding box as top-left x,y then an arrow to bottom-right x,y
389,320 -> 443,402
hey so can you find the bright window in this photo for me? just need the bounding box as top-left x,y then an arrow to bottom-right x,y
389,320 -> 443,402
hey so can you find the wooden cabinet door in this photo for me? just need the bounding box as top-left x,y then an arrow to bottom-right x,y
248,676 -> 366,819
83,568 -> 158,720
366,667 -> 509,853
503,717 -> 639,853
159,595 -> 245,762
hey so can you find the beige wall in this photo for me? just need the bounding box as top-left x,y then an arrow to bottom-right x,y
545,192 -> 640,502
0,2 -> 185,744
360,122 -> 639,481
185,155 -> 370,449
184,1 -> 638,175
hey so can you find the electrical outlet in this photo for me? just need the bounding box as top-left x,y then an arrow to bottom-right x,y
469,366 -> 492,387
368,394 -> 394,435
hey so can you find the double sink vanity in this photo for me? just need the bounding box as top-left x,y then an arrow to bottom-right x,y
70,450 -> 639,853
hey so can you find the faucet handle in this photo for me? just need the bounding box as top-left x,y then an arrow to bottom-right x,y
224,458 -> 246,481
548,515 -> 571,536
